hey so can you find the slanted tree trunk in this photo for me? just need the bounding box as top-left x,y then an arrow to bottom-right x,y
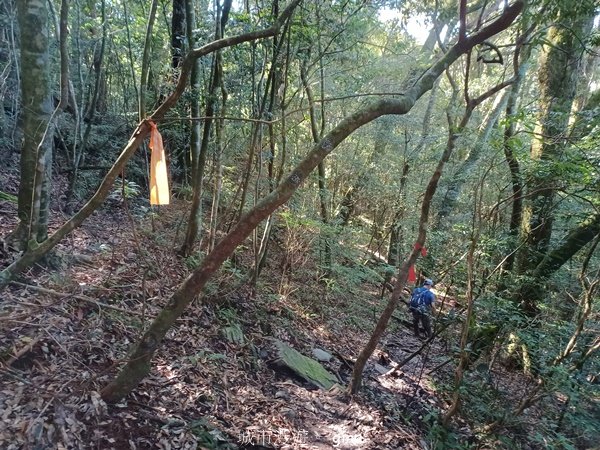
514,212 -> 599,314
96,2 -> 524,403
534,213 -> 600,281
10,0 -> 54,249
387,81 -> 439,268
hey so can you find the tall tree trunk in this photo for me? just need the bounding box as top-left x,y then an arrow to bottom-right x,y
171,0 -> 186,70
12,0 -> 54,249
66,0 -> 106,214
139,0 -> 159,121
235,16 -> 288,225
502,39 -> 530,271
300,60 -> 331,275
171,0 -> 189,183
517,11 -> 595,273
208,60 -> 228,253
180,0 -> 232,257
251,1 -> 289,284
0,1 -> 20,154
182,0 -> 200,189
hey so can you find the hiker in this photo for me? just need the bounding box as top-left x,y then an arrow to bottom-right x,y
409,278 -> 436,338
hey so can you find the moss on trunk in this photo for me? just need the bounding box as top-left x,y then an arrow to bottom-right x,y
16,0 -> 54,248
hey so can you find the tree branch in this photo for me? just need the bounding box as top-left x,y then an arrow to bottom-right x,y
0,0 -> 302,289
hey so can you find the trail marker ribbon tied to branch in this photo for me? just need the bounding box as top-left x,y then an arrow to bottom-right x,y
148,121 -> 170,205
408,243 -> 427,283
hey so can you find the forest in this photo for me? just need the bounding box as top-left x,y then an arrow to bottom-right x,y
0,0 -> 599,448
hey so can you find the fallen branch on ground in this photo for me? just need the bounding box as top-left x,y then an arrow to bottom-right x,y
10,281 -> 145,317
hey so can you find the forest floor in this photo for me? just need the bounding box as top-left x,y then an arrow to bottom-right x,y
1,168 -> 547,449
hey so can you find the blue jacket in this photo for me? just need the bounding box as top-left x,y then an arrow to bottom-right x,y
410,287 -> 435,311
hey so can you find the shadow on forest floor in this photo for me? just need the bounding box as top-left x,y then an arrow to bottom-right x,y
0,191 -> 553,449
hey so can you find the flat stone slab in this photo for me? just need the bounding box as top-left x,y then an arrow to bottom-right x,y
274,340 -> 339,390
312,348 -> 333,362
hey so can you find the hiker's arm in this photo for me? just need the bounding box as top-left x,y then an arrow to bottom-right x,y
430,295 -> 437,314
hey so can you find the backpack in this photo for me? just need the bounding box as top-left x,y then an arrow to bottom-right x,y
410,288 -> 428,313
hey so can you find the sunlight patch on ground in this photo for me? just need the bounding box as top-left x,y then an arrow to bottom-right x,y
327,422 -> 369,449
378,371 -> 412,391
156,364 -> 179,380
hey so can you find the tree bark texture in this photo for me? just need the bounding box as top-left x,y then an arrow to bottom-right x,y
179,0 -> 198,186
171,0 -> 186,70
14,0 -> 54,247
502,46 -> 530,271
517,11 -> 595,272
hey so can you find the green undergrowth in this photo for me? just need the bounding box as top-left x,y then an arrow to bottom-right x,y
127,208 -> 600,450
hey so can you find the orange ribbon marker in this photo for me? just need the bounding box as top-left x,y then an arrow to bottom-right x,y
148,121 -> 170,205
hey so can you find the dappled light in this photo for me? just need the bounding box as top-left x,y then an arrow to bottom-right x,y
1,0 -> 599,448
